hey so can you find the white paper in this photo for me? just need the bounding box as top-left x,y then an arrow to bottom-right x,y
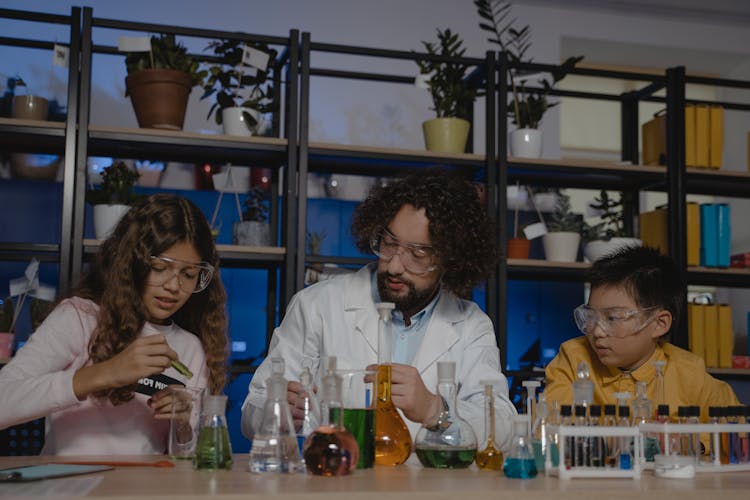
24,259 -> 40,282
117,36 -> 152,52
9,276 -> 39,297
241,45 -> 270,70
212,170 -> 245,194
523,222 -> 547,240
52,44 -> 69,68
414,72 -> 432,89
30,284 -> 56,302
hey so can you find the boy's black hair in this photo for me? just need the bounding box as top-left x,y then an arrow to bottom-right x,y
586,246 -> 684,336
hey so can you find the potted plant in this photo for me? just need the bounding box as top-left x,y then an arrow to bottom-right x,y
475,0 -> 582,157
581,190 -> 642,262
201,38 -> 278,136
233,186 -> 271,246
124,34 -> 206,130
542,190 -> 581,262
85,161 -> 141,240
416,28 -> 482,153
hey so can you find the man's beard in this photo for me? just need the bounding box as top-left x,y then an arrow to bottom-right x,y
376,271 -> 437,314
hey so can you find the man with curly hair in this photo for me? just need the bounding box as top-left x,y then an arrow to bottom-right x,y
241,169 -> 516,454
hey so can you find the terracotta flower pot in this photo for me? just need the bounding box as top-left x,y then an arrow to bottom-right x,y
507,238 -> 531,259
125,69 -> 192,130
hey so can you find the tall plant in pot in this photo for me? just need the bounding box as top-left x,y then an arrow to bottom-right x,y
543,190 -> 581,262
201,38 -> 278,137
85,161 -> 140,240
581,190 -> 641,262
124,34 -> 205,130
416,28 -> 482,154
233,186 -> 271,246
474,0 -> 582,158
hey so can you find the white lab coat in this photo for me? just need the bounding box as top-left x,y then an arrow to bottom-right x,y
241,264 -> 517,453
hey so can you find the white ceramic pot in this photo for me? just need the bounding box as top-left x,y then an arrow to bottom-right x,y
93,204 -> 130,240
584,238 -> 642,263
543,231 -> 581,262
222,107 -> 261,137
510,128 -> 543,158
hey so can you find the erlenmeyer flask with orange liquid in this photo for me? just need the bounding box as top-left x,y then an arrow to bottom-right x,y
374,302 -> 412,465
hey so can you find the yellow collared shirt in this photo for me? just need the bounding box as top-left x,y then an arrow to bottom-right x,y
544,337 -> 739,421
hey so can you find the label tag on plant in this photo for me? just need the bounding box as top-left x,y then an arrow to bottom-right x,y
523,222 -> 547,240
242,45 -> 270,70
414,72 -> 432,89
52,44 -> 69,68
117,36 -> 152,52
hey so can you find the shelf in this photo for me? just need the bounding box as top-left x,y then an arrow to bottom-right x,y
707,368 -> 750,379
0,117 -> 66,153
0,242 -> 61,262
506,157 -> 666,191
506,258 -> 590,281
83,239 -> 285,266
687,266 -> 750,287
306,141 -> 487,176
86,126 -> 289,166
685,167 -> 750,197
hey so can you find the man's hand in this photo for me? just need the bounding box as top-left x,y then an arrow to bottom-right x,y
366,363 -> 440,423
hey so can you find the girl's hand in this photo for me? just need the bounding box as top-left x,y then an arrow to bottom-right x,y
73,334 -> 178,399
149,386 -> 192,420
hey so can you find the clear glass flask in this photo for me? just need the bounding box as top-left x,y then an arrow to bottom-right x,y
374,302 -> 412,466
193,394 -> 233,470
248,358 -> 303,473
503,415 -> 537,479
415,361 -> 477,468
303,357 -> 359,476
475,382 -> 503,470
295,362 -> 320,453
531,392 -> 551,471
573,361 -> 593,408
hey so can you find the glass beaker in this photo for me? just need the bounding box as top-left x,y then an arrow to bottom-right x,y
248,358 -> 303,473
193,394 -> 233,470
475,381 -> 503,470
503,414 -> 537,479
415,361 -> 477,469
374,302 -> 412,466
168,386 -> 203,460
338,368 -> 376,469
303,357 -> 359,476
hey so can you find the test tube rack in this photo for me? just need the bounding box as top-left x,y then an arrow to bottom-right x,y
545,425 -> 642,480
638,422 -> 750,473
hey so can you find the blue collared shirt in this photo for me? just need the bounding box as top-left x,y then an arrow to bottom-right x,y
370,269 -> 440,365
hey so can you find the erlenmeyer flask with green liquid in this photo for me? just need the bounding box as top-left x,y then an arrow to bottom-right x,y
374,302 -> 412,466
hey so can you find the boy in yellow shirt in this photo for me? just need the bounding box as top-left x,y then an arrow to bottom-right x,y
544,246 -> 740,421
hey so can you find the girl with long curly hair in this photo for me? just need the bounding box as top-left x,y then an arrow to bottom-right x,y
0,194 -> 228,455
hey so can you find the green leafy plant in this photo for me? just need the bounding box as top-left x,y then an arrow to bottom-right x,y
200,39 -> 278,129
85,161 -> 141,205
416,28 -> 482,119
474,0 -> 582,128
124,34 -> 205,91
546,190 -> 581,233
581,190 -> 631,242
306,229 -> 327,255
241,186 -> 270,223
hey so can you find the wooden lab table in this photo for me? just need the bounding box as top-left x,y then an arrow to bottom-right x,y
1,454 -> 749,499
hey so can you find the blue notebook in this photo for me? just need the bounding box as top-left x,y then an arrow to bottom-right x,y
699,204 -> 718,267
716,203 -> 730,268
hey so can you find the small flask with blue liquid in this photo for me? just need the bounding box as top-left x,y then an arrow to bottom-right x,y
503,414 -> 537,479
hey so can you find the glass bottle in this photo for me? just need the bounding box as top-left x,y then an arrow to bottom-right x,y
296,362 -> 320,453
374,302 -> 412,466
573,405 -> 587,466
588,405 -> 604,467
652,360 -> 667,411
617,405 -> 632,470
503,415 -> 538,479
573,361 -> 593,409
415,361 -> 477,468
560,404 -> 573,468
302,357 -> 359,476
475,382 -> 503,470
718,406 -> 730,464
708,406 -> 721,464
633,381 -> 657,461
248,358 -> 303,473
531,392 -> 549,471
193,394 -> 233,470
603,404 -> 617,468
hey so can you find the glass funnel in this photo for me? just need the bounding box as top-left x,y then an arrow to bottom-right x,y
374,302 -> 412,466
415,361 -> 477,468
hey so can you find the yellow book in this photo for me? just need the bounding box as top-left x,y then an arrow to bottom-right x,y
703,303 -> 719,368
685,104 -> 696,168
639,208 -> 668,255
695,104 -> 710,168
717,304 -> 733,368
686,202 -> 700,267
687,302 -> 705,362
642,113 -> 665,166
709,105 -> 724,169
